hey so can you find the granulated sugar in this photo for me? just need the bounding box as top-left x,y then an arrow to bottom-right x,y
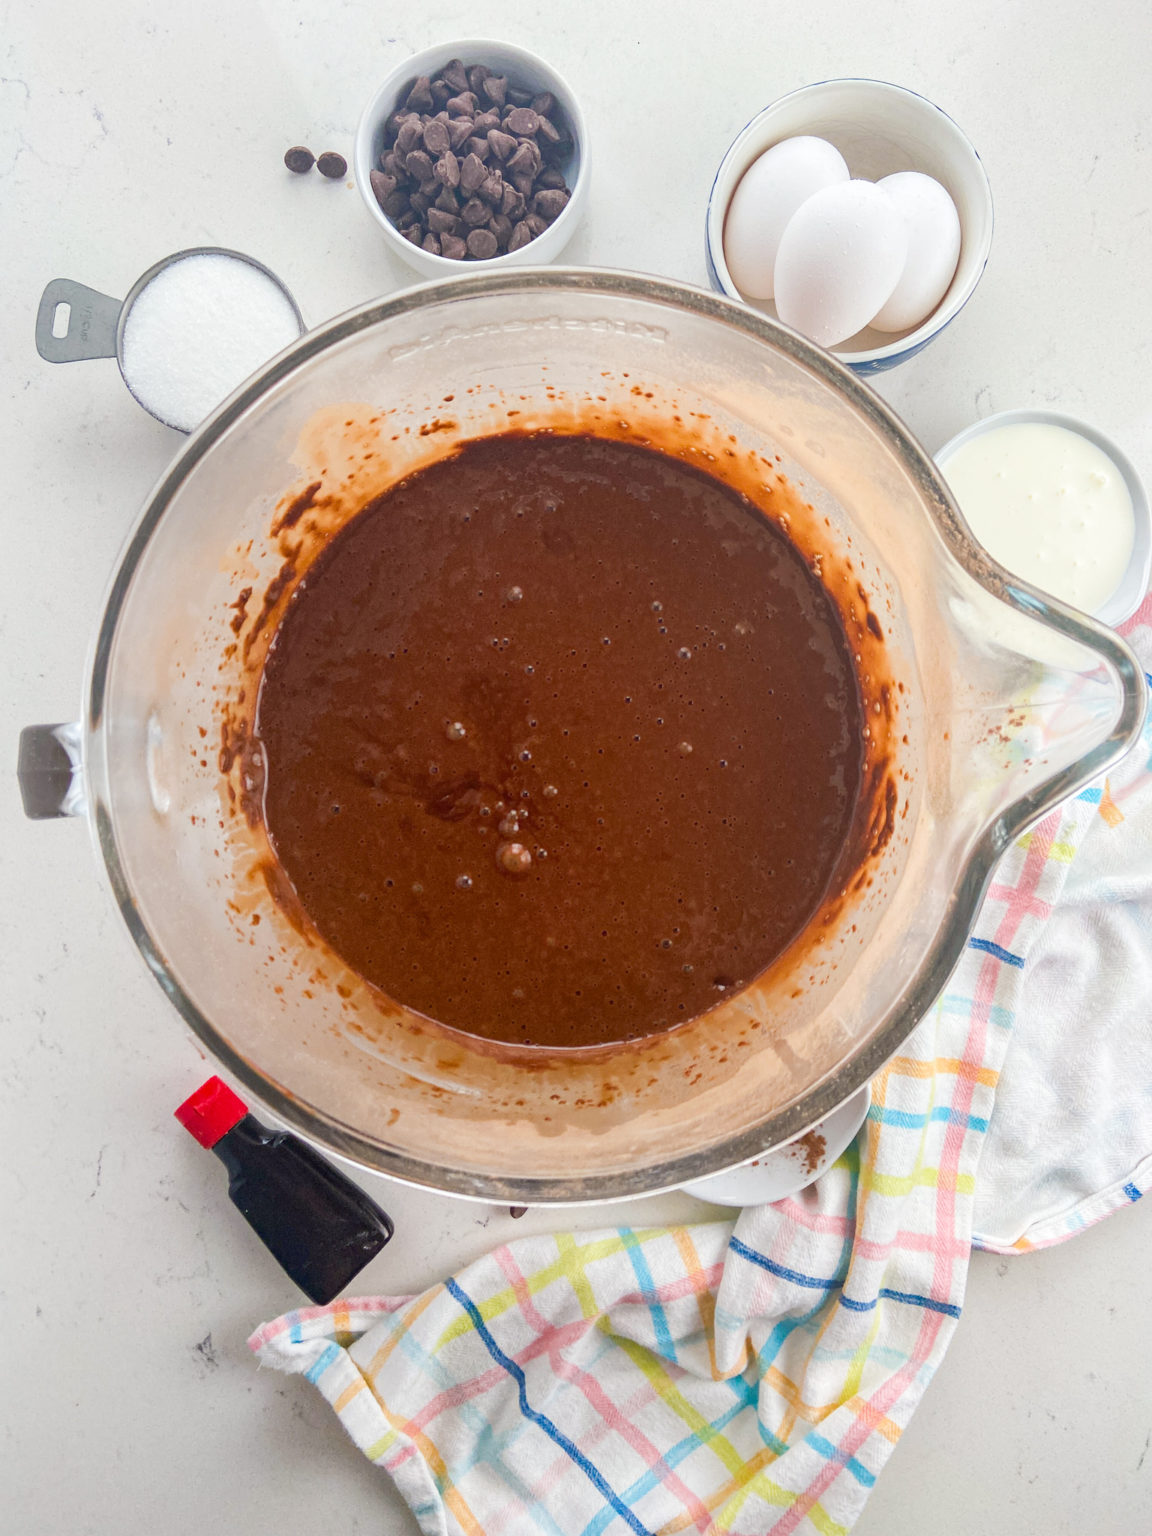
120,253 -> 302,432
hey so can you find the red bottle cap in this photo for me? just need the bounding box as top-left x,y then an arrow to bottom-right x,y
175,1076 -> 248,1149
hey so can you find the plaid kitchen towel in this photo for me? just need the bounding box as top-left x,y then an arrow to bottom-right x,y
250,605 -> 1152,1535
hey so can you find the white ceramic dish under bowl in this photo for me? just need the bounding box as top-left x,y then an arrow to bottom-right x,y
680,1085 -> 872,1207
355,39 -> 589,280
705,78 -> 994,375
935,408 -> 1152,628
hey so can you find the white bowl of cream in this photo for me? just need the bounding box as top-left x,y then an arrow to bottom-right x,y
936,409 -> 1151,627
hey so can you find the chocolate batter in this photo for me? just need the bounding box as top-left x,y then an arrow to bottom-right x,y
254,434 -> 863,1048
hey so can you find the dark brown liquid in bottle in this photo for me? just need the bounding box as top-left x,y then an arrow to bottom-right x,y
254,434 -> 863,1048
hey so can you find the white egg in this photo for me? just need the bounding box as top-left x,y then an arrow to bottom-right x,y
722,136 -> 849,300
773,180 -> 908,350
870,172 -> 962,333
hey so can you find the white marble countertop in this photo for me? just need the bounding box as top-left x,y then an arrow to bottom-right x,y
3,2 -> 1151,1531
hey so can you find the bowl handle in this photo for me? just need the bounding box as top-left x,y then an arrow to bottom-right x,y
17,723 -> 87,819
35,279 -> 122,363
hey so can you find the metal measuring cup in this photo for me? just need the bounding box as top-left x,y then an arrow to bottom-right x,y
34,246 -> 305,432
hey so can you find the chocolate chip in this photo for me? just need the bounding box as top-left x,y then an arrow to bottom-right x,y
465,137 -> 491,162
430,79 -> 453,108
369,170 -> 396,206
460,196 -> 490,227
418,176 -> 440,199
507,87 -> 533,108
487,128 -> 517,162
409,189 -> 431,215
525,212 -> 548,236
405,148 -> 434,182
508,1205 -> 528,1218
531,91 -> 555,117
383,110 -> 407,142
441,58 -> 469,93
423,119 -> 450,155
447,117 -> 474,151
490,213 -> 513,249
284,145 -> 315,174
317,151 -> 347,179
501,182 -> 525,219
440,232 -> 467,260
536,166 -> 567,190
508,219 -> 533,252
459,151 -> 487,192
405,75 -> 434,113
482,75 -> 508,107
466,227 -> 499,259
472,110 -> 501,135
505,140 -> 540,178
434,151 -> 460,188
532,187 -> 569,221
478,171 -> 504,206
435,185 -> 460,213
382,187 -> 410,219
505,107 -> 539,136
427,207 -> 459,234
511,171 -> 536,198
445,93 -> 476,117
536,115 -> 562,145
466,65 -> 491,96
402,223 -> 423,245
396,117 -> 423,155
381,149 -> 408,181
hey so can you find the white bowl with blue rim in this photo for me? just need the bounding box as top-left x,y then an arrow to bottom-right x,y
705,79 -> 994,375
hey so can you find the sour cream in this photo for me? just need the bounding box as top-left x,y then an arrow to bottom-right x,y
938,421 -> 1135,614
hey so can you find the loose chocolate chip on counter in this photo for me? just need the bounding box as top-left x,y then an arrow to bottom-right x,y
487,128 -> 517,162
466,227 -> 499,259
423,118 -> 450,155
317,151 -> 347,179
531,91 -> 555,117
508,219 -> 533,252
284,145 -> 315,173
459,152 -> 488,193
406,75 -> 434,113
440,232 -> 468,260
505,106 -> 539,136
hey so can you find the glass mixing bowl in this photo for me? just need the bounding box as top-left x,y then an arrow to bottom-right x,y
19,270 -> 1144,1202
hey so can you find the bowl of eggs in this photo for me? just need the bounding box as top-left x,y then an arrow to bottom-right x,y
706,78 -> 994,374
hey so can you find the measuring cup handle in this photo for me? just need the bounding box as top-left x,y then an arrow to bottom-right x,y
35,279 -> 122,363
17,722 -> 87,819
